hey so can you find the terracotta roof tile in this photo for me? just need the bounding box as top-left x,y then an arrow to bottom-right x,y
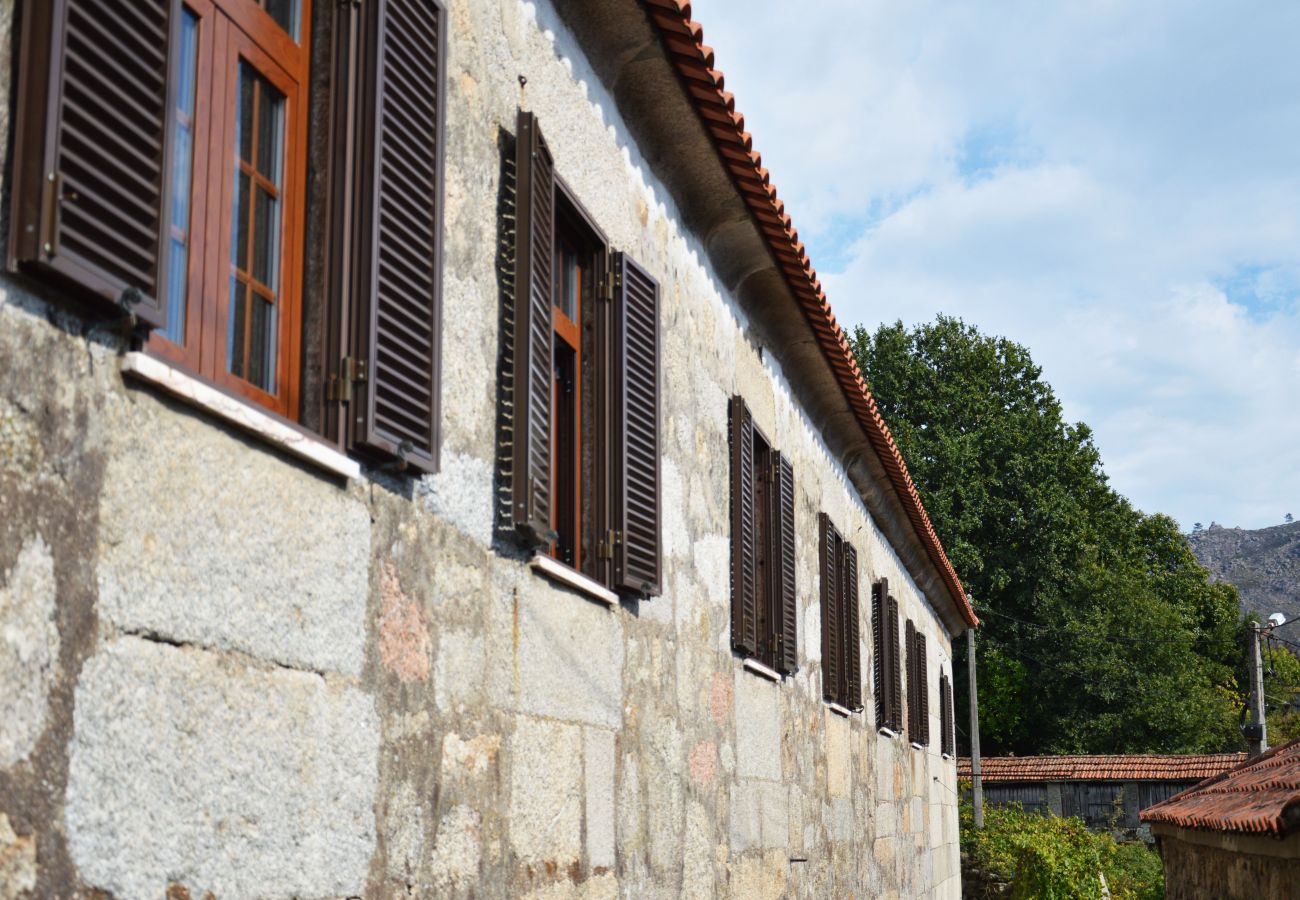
957,754 -> 1249,783
638,0 -> 977,627
1139,738 -> 1300,836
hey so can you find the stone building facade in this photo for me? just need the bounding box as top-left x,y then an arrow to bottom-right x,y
0,0 -> 977,897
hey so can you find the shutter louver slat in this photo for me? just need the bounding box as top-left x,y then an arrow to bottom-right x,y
9,0 -> 175,329
820,514 -> 840,700
511,110 -> 555,543
349,0 -> 445,473
844,543 -> 861,711
612,252 -> 661,595
773,452 -> 797,674
730,395 -> 758,656
873,579 -> 887,727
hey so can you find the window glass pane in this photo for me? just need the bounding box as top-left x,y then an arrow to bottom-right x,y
262,0 -> 299,40
228,279 -> 246,379
554,240 -> 579,323
228,62 -> 284,395
162,10 -> 200,345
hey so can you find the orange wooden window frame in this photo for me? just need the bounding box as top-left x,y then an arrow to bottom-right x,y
147,0 -> 310,421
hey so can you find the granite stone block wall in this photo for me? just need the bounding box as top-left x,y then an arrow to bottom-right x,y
0,0 -> 963,895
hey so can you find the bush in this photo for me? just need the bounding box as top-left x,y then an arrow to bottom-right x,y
961,800 -> 1164,900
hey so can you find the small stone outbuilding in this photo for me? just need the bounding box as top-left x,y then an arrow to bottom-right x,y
1140,738 -> 1300,900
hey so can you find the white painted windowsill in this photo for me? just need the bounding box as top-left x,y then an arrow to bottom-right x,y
742,658 -> 782,683
942,752 -> 954,761
529,554 -> 618,607
120,352 -> 361,480
910,741 -> 926,751
878,726 -> 900,740
826,702 -> 855,718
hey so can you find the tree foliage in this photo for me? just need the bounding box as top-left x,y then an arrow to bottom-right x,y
852,316 -> 1245,755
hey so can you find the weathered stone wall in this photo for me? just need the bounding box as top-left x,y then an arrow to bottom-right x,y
1157,831 -> 1300,900
0,0 -> 962,896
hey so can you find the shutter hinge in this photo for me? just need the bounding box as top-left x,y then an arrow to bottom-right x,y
326,356 -> 367,403
40,171 -> 71,258
597,529 -> 621,560
600,273 -> 614,303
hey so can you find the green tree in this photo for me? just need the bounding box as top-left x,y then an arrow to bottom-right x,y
852,316 -> 1244,755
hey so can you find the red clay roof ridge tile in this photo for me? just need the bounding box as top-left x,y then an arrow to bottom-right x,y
637,0 -> 977,627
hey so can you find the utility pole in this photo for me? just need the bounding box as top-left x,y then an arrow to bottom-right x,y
967,625 -> 984,828
1247,621 -> 1267,757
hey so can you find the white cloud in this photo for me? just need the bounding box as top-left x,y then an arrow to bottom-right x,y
695,0 -> 1300,528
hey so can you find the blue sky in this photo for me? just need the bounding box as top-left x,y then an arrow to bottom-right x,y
697,0 -> 1300,530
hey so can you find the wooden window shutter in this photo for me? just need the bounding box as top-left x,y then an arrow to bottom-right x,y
917,630 -> 929,746
909,619 -> 920,738
771,452 -> 797,674
887,596 -> 902,732
610,252 -> 661,595
945,674 -> 957,757
510,109 -> 555,544
946,671 -> 956,754
843,542 -> 861,711
872,578 -> 887,725
729,395 -> 758,656
9,0 -> 178,329
819,514 -> 840,700
344,0 -> 446,474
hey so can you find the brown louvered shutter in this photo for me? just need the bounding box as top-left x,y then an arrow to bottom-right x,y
945,674 -> 957,757
905,619 -> 917,738
511,110 -> 555,544
819,514 -> 840,700
917,631 -> 929,746
872,579 -> 887,725
843,543 -> 861,711
946,671 -> 956,754
611,252 -> 661,595
730,395 -> 758,656
772,452 -> 797,674
9,0 -> 177,329
345,0 -> 446,473
888,597 -> 902,731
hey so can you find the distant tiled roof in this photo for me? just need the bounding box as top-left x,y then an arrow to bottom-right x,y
958,754 -> 1248,783
639,1 -> 977,628
1140,739 -> 1300,836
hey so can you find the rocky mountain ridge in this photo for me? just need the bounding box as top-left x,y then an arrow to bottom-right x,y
1188,519 -> 1300,626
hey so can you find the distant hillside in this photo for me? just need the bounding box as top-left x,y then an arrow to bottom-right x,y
1188,520 -> 1300,625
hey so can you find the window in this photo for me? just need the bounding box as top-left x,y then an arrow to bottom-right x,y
906,619 -> 929,747
729,395 -> 797,675
939,669 -> 956,758
872,578 -> 904,733
10,0 -> 447,473
146,0 -> 309,418
508,110 -> 662,596
819,513 -> 861,709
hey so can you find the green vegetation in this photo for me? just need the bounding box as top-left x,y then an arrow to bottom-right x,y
852,316 -> 1246,756
1263,638 -> 1300,743
961,801 -> 1164,900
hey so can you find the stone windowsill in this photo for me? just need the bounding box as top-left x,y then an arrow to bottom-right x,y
826,701 -> 855,718
742,657 -> 782,683
529,554 -> 618,607
910,741 -> 926,751
878,726 -> 900,740
942,752 -> 954,761
120,352 -> 361,481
